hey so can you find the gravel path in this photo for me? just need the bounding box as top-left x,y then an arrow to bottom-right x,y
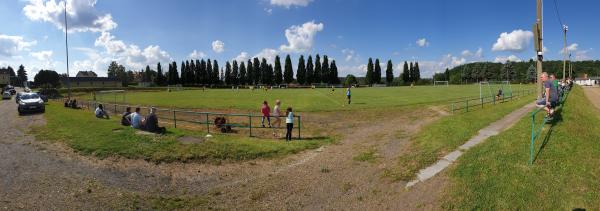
583,86 -> 600,111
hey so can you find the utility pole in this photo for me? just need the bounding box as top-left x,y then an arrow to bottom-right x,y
562,25 -> 568,81
64,1 -> 71,99
569,53 -> 572,79
533,0 -> 543,98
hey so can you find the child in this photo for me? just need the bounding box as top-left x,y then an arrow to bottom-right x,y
285,107 -> 294,141
95,104 -> 110,119
346,86 -> 352,104
261,101 -> 271,127
272,100 -> 282,137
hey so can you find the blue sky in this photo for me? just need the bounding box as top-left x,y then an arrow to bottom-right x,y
0,0 -> 597,80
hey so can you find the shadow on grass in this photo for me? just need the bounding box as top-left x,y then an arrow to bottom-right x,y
533,92 -> 570,163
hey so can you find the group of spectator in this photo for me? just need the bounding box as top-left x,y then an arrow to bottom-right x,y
94,104 -> 166,134
260,100 -> 295,141
536,72 -> 572,118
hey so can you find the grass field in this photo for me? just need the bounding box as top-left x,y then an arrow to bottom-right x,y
444,86 -> 600,209
32,103 -> 332,163
383,93 -> 536,181
90,84 -> 534,112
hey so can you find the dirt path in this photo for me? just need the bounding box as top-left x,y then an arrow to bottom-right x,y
202,107 -> 449,210
583,86 -> 600,112
1,91 -> 449,209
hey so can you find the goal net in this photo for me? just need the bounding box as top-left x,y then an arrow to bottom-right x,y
94,90 -> 126,105
278,84 -> 288,89
479,81 -> 512,100
434,81 -> 449,87
167,84 -> 183,91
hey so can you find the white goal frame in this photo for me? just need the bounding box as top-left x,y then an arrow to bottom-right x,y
94,90 -> 126,105
434,81 -> 449,87
167,84 -> 183,91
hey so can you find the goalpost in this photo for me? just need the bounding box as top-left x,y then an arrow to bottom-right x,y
479,81 -> 512,101
167,84 -> 183,92
434,81 -> 449,87
94,90 -> 127,105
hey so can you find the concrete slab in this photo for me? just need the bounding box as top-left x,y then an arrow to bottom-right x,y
406,103 -> 536,188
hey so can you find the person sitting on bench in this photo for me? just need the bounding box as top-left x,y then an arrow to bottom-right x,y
95,104 -> 110,119
143,107 -> 165,134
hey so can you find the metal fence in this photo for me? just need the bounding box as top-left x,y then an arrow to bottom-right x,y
450,89 -> 536,113
529,87 -> 570,165
71,100 -> 302,139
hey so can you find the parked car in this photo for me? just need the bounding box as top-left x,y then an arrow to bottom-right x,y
36,92 -> 48,102
17,93 -> 45,115
24,87 -> 31,92
4,85 -> 16,95
15,92 -> 23,103
2,91 -> 11,100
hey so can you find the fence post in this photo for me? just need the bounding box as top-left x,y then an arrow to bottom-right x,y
173,110 -> 177,128
297,115 -> 301,139
114,104 -> 117,113
206,113 -> 210,134
530,113 -> 535,165
481,97 -> 484,108
451,102 -> 454,114
466,100 -> 469,112
249,114 -> 252,137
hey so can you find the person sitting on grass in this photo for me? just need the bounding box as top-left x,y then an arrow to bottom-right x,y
496,89 -> 503,101
143,107 -> 166,134
95,104 -> 110,119
261,101 -> 271,128
130,107 -> 143,129
285,107 -> 294,141
121,107 -> 132,126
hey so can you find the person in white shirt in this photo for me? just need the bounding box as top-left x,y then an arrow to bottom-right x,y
95,104 -> 109,119
130,107 -> 143,129
285,107 -> 294,141
272,100 -> 282,137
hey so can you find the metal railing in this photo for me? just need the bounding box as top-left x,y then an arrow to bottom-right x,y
450,89 -> 536,113
71,100 -> 302,139
529,87 -> 570,165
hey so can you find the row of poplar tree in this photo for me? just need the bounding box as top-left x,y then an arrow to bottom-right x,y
364,58 -> 422,85
145,54 -> 340,86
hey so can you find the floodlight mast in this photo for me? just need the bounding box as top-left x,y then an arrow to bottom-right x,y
64,1 -> 71,100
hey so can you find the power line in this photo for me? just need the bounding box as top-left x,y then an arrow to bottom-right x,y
551,0 -> 565,31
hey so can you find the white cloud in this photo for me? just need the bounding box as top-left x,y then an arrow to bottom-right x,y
341,48 -> 358,62
212,40 -> 225,53
494,55 -> 521,63
78,32 -> 172,75
188,50 -> 206,60
264,8 -> 273,14
0,34 -> 37,57
94,31 -> 126,54
339,64 -> 367,76
270,0 -> 313,8
254,48 -> 279,63
233,51 -> 250,62
30,50 -> 53,61
23,0 -> 117,33
460,47 -> 484,61
491,29 -> 533,52
560,43 -> 578,55
280,21 -> 324,53
416,38 -> 429,47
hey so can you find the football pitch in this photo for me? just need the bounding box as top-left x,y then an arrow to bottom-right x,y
98,84 -> 535,112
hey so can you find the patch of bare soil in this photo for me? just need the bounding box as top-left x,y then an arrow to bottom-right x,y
2,94 -> 451,210
201,107 -> 450,210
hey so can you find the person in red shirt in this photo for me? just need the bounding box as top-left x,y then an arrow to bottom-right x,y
261,101 -> 271,128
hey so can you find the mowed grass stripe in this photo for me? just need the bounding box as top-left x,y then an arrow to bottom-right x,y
444,86 -> 600,210
96,85 -> 534,112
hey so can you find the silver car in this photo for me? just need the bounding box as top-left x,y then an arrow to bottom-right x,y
2,91 -> 10,100
17,93 -> 45,115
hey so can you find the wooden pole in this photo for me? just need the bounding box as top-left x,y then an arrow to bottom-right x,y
536,0 -> 544,99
